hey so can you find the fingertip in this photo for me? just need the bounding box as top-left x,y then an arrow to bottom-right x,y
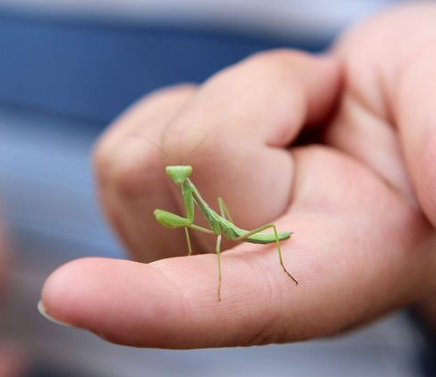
40,258 -> 183,346
37,300 -> 76,328
41,258 -> 108,328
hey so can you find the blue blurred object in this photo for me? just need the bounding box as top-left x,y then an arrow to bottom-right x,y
0,8 -> 328,125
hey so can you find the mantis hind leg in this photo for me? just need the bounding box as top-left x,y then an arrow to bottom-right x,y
236,224 -> 298,285
216,234 -> 223,301
184,227 -> 193,256
185,225 -> 216,255
218,198 -> 233,222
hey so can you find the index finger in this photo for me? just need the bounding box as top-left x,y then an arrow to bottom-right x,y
39,147 -> 436,348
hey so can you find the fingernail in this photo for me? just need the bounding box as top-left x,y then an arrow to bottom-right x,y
37,300 -> 76,328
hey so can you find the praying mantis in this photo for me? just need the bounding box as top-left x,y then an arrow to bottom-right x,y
154,165 -> 298,301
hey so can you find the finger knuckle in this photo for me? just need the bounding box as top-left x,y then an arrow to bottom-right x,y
96,135 -> 162,200
94,85 -> 197,198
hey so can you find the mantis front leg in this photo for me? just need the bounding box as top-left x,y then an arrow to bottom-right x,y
155,183 -> 196,255
182,184 -> 195,256
155,184 -> 215,255
154,209 -> 195,255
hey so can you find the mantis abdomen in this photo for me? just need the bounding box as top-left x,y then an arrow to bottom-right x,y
243,231 -> 291,244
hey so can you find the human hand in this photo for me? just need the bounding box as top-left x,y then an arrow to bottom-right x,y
326,2 -> 436,330
40,48 -> 436,348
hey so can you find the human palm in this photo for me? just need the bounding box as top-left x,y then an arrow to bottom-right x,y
41,3 -> 436,348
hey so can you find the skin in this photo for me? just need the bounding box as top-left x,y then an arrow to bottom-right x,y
40,3 -> 436,349
326,1 -> 436,328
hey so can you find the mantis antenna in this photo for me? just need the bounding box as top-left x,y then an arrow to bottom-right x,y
127,129 -> 208,166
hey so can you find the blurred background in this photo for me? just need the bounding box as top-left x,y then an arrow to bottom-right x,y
0,0 -> 432,376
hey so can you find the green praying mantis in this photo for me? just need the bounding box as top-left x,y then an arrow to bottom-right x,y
154,165 -> 298,301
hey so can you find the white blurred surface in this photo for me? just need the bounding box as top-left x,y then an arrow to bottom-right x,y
0,0 -> 406,40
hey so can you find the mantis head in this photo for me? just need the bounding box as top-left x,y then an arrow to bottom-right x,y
166,165 -> 193,184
